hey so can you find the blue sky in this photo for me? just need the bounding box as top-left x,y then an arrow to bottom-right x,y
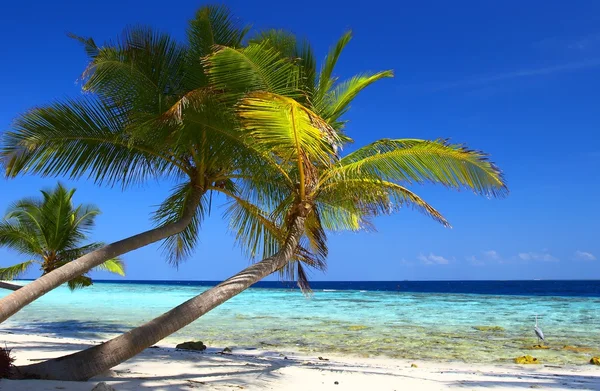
1,0 -> 599,281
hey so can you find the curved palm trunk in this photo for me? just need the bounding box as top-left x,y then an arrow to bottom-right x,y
0,189 -> 204,324
17,214 -> 307,381
0,281 -> 22,291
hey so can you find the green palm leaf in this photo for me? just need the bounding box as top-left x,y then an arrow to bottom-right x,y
224,193 -> 283,260
328,139 -> 507,197
0,221 -> 43,255
0,260 -> 36,281
0,184 -> 126,290
237,92 -> 339,165
205,42 -> 302,103
153,183 -> 208,265
94,259 -> 125,276
1,97 -> 184,188
321,71 -> 394,125
319,178 -> 450,227
313,31 -> 352,108
188,4 -> 249,56
67,275 -> 93,291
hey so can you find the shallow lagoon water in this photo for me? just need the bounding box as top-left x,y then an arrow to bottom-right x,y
1,281 -> 599,364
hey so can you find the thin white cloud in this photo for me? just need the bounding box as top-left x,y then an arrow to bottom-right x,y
467,255 -> 485,266
434,59 -> 600,91
574,251 -> 596,261
518,252 -> 559,262
482,250 -> 500,260
418,253 -> 450,265
467,250 -> 502,266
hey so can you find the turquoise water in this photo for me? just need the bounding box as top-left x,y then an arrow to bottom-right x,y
1,282 -> 599,364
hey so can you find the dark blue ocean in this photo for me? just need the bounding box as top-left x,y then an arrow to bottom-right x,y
2,280 -> 599,364
96,279 -> 600,297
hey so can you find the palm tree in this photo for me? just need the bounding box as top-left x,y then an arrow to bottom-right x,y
0,184 -> 124,291
15,31 -> 507,380
0,5 -> 277,322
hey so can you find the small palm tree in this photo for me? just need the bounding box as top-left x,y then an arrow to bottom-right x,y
0,184 -> 124,290
16,30 -> 506,381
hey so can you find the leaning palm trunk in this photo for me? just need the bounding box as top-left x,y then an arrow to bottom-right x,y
0,281 -> 21,291
17,214 -> 307,381
0,190 -> 203,323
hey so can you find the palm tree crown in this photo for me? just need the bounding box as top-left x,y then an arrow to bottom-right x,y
0,183 -> 124,290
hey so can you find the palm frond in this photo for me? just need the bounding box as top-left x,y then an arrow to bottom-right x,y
94,258 -> 125,276
2,97 -> 184,188
249,29 -> 298,58
153,182 -> 207,266
295,39 -> 317,102
187,4 -> 249,56
329,139 -> 507,198
303,208 -> 328,261
0,260 -> 36,281
82,27 -> 187,114
204,42 -> 302,103
314,31 -> 352,106
237,92 -> 339,167
223,190 -> 286,260
319,178 -> 450,227
0,221 -> 43,255
185,5 -> 250,90
321,71 -> 394,124
67,33 -> 99,59
67,275 -> 93,291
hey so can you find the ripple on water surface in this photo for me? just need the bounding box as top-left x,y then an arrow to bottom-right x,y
2,281 -> 599,364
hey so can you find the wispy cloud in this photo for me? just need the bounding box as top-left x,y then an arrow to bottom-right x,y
468,250 -> 502,266
482,250 -> 500,260
574,251 -> 596,261
418,253 -> 450,265
518,251 -> 559,262
433,59 -> 600,91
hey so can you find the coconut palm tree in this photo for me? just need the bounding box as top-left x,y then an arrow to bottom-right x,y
0,5 -> 277,321
0,183 -> 124,291
14,31 -> 507,380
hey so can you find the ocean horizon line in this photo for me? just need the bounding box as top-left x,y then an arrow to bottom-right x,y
12,279 -> 600,298
15,278 -> 600,282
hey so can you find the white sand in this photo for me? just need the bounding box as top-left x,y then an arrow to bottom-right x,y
0,332 -> 598,390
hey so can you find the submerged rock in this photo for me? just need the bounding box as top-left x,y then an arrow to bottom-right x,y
514,355 -> 540,364
473,326 -> 505,332
347,325 -> 368,331
176,341 -> 207,351
590,357 -> 600,365
91,382 -> 116,391
563,345 -> 593,353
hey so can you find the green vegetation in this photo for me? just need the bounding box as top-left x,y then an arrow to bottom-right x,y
1,4 -> 506,381
0,183 -> 124,290
473,326 -> 505,332
347,325 -> 369,331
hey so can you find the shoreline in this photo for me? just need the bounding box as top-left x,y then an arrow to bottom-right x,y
1,331 -> 599,390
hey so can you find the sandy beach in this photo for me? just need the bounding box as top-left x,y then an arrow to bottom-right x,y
0,332 -> 598,390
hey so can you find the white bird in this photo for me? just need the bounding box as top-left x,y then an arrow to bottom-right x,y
534,314 -> 545,344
